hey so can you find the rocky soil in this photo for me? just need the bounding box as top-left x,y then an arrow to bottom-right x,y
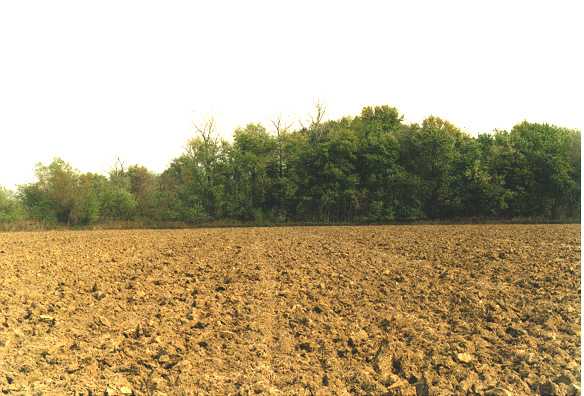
0,225 -> 580,395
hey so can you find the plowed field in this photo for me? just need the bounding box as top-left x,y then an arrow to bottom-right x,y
0,225 -> 580,395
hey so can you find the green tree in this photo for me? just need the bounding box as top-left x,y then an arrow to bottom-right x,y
100,187 -> 137,221
71,173 -> 108,224
352,106 -> 403,221
19,159 -> 80,224
229,123 -> 277,220
292,119 -> 359,222
126,165 -> 159,219
0,187 -> 24,223
398,117 -> 466,218
507,122 -> 580,218
159,121 -> 229,223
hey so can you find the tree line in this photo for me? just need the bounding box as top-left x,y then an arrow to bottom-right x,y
0,105 -> 580,226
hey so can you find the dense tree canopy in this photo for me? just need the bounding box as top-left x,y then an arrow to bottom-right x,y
1,105 -> 580,226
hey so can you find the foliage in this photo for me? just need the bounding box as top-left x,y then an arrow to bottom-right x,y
0,187 -> 24,223
4,106 -> 580,226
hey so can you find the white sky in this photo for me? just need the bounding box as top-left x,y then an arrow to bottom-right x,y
1,0 -> 582,189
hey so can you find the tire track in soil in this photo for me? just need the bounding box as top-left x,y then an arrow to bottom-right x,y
237,231 -> 279,393
171,230 -> 280,394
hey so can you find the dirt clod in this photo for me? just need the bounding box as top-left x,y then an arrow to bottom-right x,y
485,387 -> 514,396
457,352 -> 474,364
38,315 -> 55,325
92,290 -> 106,300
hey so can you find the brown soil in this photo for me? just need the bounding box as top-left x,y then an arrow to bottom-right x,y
0,225 -> 580,395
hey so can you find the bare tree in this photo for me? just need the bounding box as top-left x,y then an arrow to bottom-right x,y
271,116 -> 293,179
110,156 -> 127,187
299,100 -> 327,130
189,117 -> 220,168
190,116 -> 220,216
113,157 -> 126,174
271,116 -> 293,138
311,100 -> 327,127
299,100 -> 328,143
193,117 -> 218,146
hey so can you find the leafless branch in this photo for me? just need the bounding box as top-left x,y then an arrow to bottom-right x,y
299,100 -> 327,131
193,117 -> 217,144
271,116 -> 293,138
311,100 -> 326,127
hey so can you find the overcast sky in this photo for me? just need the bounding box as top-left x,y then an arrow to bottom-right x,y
1,0 -> 582,189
